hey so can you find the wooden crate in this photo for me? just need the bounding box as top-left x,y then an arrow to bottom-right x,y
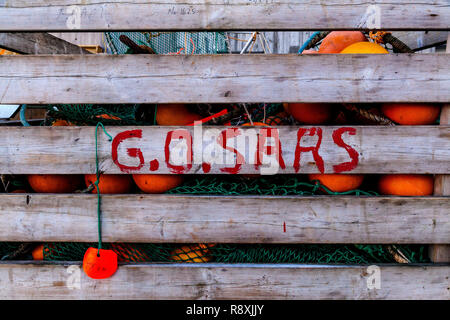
0,0 -> 449,300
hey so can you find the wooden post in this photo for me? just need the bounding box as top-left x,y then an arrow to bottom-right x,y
429,33 -> 450,263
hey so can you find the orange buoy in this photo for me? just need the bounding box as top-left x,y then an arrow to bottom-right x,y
83,247 -> 118,279
286,103 -> 333,125
10,189 -> 27,193
132,174 -> 184,193
378,174 -> 434,196
241,122 -> 269,126
319,31 -> 368,54
381,103 -> 441,125
84,174 -> 133,194
340,41 -> 389,54
308,174 -> 365,193
28,174 -> 82,193
32,244 -> 44,260
51,119 -> 74,126
156,104 -> 202,125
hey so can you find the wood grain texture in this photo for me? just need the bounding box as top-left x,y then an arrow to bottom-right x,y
429,244 -> 450,262
0,126 -> 449,174
49,32 -> 105,48
0,262 -> 448,300
0,33 -> 90,54
0,1 -> 449,31
1,54 -> 449,104
0,194 -> 449,243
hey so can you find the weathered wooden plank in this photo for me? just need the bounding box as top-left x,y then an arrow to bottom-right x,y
0,194 -> 448,243
1,126 -> 449,175
429,33 -> 450,263
0,262 -> 448,300
429,244 -> 450,262
0,1 -> 449,31
395,31 -> 449,52
0,54 -> 449,104
0,33 -> 90,54
50,32 -> 106,49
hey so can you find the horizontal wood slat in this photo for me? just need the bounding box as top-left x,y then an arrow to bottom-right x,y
0,54 -> 449,104
0,126 -> 448,174
0,1 -> 449,31
0,33 -> 90,55
0,262 -> 448,300
0,194 -> 448,243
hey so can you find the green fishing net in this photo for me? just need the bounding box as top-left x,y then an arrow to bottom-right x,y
212,244 -> 429,264
105,31 -> 228,55
168,175 -> 378,196
45,104 -> 146,126
34,242 -> 428,264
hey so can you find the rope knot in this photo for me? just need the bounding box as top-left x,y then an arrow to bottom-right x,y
369,31 -> 391,44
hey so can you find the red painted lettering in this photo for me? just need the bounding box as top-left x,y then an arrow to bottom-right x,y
217,128 -> 245,174
255,128 -> 286,171
164,129 -> 193,174
149,159 -> 160,171
111,130 -> 145,173
332,127 -> 359,173
293,128 -> 324,173
202,162 -> 211,173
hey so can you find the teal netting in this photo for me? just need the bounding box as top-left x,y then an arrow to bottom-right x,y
105,32 -> 228,55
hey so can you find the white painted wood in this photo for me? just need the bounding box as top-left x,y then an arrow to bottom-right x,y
0,194 -> 448,243
0,1 -> 448,31
0,126 -> 449,174
0,54 -> 449,104
0,262 -> 448,300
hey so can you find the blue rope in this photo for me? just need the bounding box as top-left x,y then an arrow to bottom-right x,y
298,31 -> 321,54
19,105 -> 31,127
